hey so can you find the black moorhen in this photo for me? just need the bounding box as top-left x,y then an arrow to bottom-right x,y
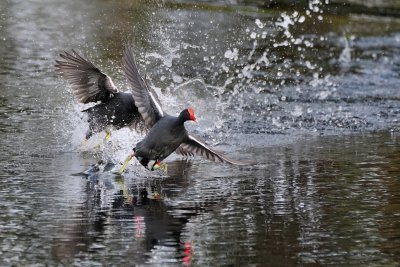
119,46 -> 249,173
55,50 -> 145,140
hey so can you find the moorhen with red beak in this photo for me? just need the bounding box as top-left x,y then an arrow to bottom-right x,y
119,46 -> 248,173
55,50 -> 145,141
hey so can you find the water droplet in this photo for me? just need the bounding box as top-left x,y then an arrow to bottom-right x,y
255,19 -> 264,29
224,48 -> 239,61
172,75 -> 183,84
291,105 -> 303,117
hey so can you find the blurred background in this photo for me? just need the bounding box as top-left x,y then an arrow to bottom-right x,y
0,0 -> 399,266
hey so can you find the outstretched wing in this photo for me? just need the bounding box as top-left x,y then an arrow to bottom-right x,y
177,135 -> 250,165
122,46 -> 164,129
55,50 -> 117,104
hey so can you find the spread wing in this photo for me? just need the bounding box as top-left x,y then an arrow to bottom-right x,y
55,50 -> 117,104
122,46 -> 164,129
176,135 -> 250,165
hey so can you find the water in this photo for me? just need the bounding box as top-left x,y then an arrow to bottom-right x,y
1,0 -> 400,265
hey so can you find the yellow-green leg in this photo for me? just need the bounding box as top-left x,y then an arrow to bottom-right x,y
94,130 -> 112,150
104,129 -> 111,142
116,176 -> 133,205
119,153 -> 134,174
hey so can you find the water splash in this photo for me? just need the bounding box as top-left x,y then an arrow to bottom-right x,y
224,48 -> 239,61
275,12 -> 295,39
339,36 -> 352,64
55,1 -> 400,163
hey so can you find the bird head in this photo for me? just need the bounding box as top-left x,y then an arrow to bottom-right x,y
187,107 -> 197,122
180,107 -> 197,122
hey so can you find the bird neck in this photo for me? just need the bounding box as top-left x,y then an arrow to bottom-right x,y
176,116 -> 188,125
177,112 -> 190,124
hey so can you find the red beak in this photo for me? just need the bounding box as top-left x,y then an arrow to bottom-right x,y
188,107 -> 196,122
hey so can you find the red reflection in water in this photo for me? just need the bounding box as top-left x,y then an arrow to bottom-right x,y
182,241 -> 192,266
134,216 -> 145,238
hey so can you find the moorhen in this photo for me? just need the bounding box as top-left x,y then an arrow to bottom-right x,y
55,50 -> 146,141
119,46 -> 249,173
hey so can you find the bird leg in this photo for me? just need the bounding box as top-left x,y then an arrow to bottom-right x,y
94,130 -> 112,150
104,129 -> 112,142
116,175 -> 134,205
119,152 -> 135,174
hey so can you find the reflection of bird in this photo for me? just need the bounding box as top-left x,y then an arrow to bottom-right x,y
65,159 -> 228,265
119,46 -> 249,173
55,50 -> 146,140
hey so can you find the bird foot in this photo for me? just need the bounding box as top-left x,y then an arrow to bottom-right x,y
153,161 -> 168,172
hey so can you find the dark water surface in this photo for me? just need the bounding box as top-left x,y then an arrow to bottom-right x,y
1,0 -> 400,266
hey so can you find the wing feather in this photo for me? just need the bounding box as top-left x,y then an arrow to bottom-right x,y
176,135 -> 250,165
55,50 -> 117,103
122,46 -> 164,129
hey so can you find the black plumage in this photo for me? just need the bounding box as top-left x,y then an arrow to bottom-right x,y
122,46 -> 248,171
134,109 -> 194,168
55,50 -> 144,139
82,92 -> 142,139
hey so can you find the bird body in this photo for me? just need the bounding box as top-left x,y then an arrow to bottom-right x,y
120,46 -> 249,172
83,92 -> 142,139
55,50 -> 145,140
134,111 -> 191,167
55,47 -> 251,173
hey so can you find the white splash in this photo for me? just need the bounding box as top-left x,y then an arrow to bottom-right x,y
275,13 -> 294,38
224,48 -> 239,61
172,74 -> 183,84
339,36 -> 352,64
255,19 -> 264,29
291,105 -> 303,117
